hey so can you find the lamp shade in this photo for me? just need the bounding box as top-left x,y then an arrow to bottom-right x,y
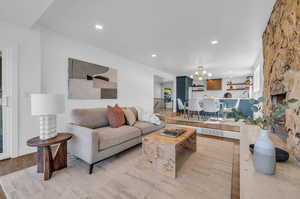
31,94 -> 65,115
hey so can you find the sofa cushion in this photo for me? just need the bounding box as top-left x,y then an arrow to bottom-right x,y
96,126 -> 141,151
71,108 -> 109,129
107,104 -> 126,128
134,121 -> 166,135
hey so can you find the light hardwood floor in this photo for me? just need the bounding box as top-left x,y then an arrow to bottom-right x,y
198,134 -> 240,199
0,153 -> 36,198
0,135 -> 239,199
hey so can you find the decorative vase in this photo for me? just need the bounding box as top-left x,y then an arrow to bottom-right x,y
253,129 -> 276,175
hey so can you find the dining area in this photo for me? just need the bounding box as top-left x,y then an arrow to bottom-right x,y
174,75 -> 254,125
176,97 -> 253,121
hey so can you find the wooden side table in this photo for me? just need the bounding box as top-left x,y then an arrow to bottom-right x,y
27,133 -> 72,180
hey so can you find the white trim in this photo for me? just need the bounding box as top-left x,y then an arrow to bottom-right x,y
0,46 -> 19,159
167,124 -> 240,140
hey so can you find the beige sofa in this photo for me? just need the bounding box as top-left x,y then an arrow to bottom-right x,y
68,107 -> 165,174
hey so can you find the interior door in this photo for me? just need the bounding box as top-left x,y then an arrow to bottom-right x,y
0,53 -> 3,158
0,97 -> 2,156
0,51 -> 9,160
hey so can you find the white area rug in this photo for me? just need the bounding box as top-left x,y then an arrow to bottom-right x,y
0,137 -> 233,199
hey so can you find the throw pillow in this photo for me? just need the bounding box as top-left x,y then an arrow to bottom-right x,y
106,104 -> 125,128
128,107 -> 138,119
122,108 -> 137,126
135,106 -> 144,121
148,114 -> 161,125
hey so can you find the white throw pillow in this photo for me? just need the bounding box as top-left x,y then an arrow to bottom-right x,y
135,106 -> 144,121
148,114 -> 161,125
135,106 -> 161,125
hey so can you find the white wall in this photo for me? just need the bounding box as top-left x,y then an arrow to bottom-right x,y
40,29 -> 175,132
190,76 -> 250,99
0,21 -> 41,156
153,81 -> 163,98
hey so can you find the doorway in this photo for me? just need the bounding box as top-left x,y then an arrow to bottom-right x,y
0,51 -> 7,159
0,47 -> 18,160
153,75 -> 175,114
0,52 -> 3,155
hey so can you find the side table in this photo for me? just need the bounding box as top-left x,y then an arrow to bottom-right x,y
27,133 -> 72,180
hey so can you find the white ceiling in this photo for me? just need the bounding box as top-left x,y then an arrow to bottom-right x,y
0,0 -> 55,27
35,0 -> 276,77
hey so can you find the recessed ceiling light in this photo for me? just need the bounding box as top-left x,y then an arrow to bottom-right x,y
95,24 -> 103,30
211,40 -> 219,45
208,73 -> 213,77
151,54 -> 157,58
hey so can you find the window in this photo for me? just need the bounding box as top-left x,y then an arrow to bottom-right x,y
253,64 -> 260,93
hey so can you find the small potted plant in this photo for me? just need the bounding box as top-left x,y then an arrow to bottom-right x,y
232,97 -> 298,175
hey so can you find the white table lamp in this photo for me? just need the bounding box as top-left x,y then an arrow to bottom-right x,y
31,94 -> 65,140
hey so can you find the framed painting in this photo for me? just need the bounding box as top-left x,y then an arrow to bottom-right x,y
68,58 -> 118,99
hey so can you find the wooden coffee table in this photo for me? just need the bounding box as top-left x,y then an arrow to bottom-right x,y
27,133 -> 72,180
142,126 -> 197,178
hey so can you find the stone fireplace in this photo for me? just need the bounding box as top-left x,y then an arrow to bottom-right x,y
263,0 -> 300,163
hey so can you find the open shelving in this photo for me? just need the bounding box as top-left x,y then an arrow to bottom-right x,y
226,81 -> 252,91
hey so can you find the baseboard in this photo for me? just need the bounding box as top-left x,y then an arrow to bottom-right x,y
17,148 -> 36,157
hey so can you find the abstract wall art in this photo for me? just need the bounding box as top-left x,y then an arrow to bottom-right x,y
68,58 -> 118,99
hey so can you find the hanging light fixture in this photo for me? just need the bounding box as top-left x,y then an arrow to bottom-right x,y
191,66 -> 212,86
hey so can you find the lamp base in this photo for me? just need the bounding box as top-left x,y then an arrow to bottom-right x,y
39,115 -> 58,140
